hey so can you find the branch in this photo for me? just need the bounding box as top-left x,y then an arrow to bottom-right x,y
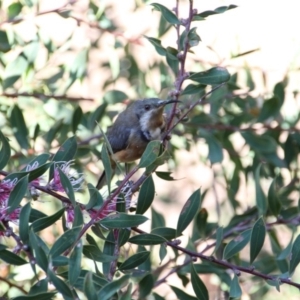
0,0 -> 77,27
133,227 -> 300,290
2,92 -> 93,102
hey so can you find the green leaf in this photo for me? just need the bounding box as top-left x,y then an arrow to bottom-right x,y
257,97 -> 281,122
97,275 -> 130,300
214,227 -> 223,254
151,3 -> 180,25
193,5 -> 237,20
103,90 -> 128,104
138,140 -> 161,168
13,292 -> 57,300
29,230 -> 49,272
51,136 -> 77,164
181,84 -> 206,96
151,208 -> 165,229
151,227 -> 177,240
189,67 -> 230,85
73,205 -> 83,228
144,36 -> 166,56
0,30 -> 12,53
0,130 -> 11,170
48,269 -> 73,298
101,143 -> 112,193
136,175 -> 155,214
69,239 -> 83,285
99,213 -> 148,229
19,202 -> 31,243
187,27 -> 201,47
155,171 -> 175,181
83,245 -> 116,262
50,136 -> 77,180
190,263 -> 209,300
229,274 -> 242,298
139,274 -> 154,299
202,133 -> 223,164
8,2 -> 22,19
254,164 -> 267,215
170,285 -> 197,300
223,229 -> 251,260
7,175 -> 28,214
9,104 -> 30,150
86,183 -> 103,209
88,103 -> 107,130
242,132 -> 277,154
268,177 -> 281,217
58,168 -> 76,206
49,226 -> 81,258
250,217 -> 266,264
289,235 -> 300,275
118,228 -> 131,247
64,49 -> 88,90
128,233 -> 167,245
119,251 -> 150,270
3,54 -> 28,89
177,189 -> 201,236
28,162 -> 52,183
72,105 -> 83,133
83,272 -> 98,300
166,46 -> 179,75
31,208 -> 65,232
0,250 -> 27,265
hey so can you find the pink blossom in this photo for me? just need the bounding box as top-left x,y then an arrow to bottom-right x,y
0,178 -> 17,206
49,161 -> 84,192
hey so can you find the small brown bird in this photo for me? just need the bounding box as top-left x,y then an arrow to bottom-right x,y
96,98 -> 178,189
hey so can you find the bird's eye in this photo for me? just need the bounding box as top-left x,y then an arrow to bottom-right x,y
144,104 -> 150,110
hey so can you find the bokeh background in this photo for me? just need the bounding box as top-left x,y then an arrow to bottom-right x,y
1,0 -> 300,299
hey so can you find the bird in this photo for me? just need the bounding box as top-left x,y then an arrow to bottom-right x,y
96,98 -> 179,189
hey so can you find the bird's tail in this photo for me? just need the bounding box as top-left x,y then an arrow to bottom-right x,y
96,170 -> 106,189
96,160 -> 116,189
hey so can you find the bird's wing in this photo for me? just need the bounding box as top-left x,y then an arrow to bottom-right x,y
107,127 -> 132,153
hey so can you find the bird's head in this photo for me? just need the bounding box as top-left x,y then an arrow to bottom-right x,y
133,98 -> 179,140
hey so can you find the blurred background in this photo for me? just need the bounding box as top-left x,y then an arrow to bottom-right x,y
1,0 -> 300,299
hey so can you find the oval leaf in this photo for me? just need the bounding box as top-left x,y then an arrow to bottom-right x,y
136,175 -> 155,214
119,251 -> 150,270
254,164 -> 267,215
191,263 -> 209,300
177,189 -> 201,236
268,177 -> 281,216
83,272 -> 98,300
250,217 -> 266,264
0,249 -> 27,265
31,208 -> 65,232
7,175 -> 28,214
99,213 -> 148,229
129,233 -> 167,245
289,234 -> 300,275
229,274 -> 242,298
223,229 -> 251,260
68,239 -> 83,285
98,275 -> 130,300
49,226 -> 81,258
19,202 -> 31,243
151,3 -> 180,25
138,140 -> 161,169
189,67 -> 230,85
48,269 -> 73,298
58,167 -> 76,206
0,130 -> 11,170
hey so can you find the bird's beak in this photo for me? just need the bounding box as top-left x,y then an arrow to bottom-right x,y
158,99 -> 180,107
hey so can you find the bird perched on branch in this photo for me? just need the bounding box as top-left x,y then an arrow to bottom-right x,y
96,98 -> 179,189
